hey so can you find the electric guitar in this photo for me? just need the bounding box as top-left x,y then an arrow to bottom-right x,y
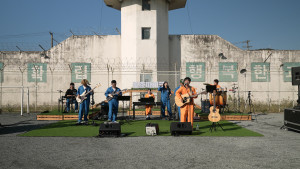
106,89 -> 128,101
208,90 -> 221,122
76,83 -> 101,103
175,92 -> 201,107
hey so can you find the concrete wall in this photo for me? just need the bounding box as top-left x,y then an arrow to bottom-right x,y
1,34 -> 300,111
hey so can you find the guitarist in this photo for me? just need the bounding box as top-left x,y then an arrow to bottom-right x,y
76,79 -> 93,125
175,77 -> 198,127
105,80 -> 122,123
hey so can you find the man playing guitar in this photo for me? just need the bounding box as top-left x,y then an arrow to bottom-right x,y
105,80 -> 122,123
175,77 -> 198,127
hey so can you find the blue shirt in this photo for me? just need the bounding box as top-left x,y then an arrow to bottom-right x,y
158,86 -> 172,100
77,85 -> 93,100
105,87 -> 122,101
174,85 -> 181,97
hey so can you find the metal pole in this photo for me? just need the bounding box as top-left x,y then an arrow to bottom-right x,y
27,88 -> 29,113
20,88 -> 23,116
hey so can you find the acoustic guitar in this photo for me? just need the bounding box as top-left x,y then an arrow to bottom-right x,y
175,92 -> 201,107
76,83 -> 101,103
208,90 -> 221,122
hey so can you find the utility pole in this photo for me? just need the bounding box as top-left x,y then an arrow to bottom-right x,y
49,32 -> 53,48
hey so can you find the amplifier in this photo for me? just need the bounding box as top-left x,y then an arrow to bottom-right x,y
145,123 -> 159,136
170,122 -> 192,136
284,108 -> 300,132
99,122 -> 121,137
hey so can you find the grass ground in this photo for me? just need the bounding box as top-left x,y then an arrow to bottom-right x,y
20,120 -> 263,137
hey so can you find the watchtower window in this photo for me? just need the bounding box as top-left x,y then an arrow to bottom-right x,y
142,28 -> 151,40
142,0 -> 151,11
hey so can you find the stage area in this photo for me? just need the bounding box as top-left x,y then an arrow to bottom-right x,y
20,120 -> 262,137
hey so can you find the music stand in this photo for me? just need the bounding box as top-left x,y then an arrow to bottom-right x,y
206,85 -> 216,93
118,96 -> 131,122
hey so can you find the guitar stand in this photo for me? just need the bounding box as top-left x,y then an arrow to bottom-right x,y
209,122 -> 224,132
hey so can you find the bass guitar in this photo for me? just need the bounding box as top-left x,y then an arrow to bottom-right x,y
208,90 -> 221,122
106,89 -> 128,101
175,92 -> 202,107
76,83 -> 101,103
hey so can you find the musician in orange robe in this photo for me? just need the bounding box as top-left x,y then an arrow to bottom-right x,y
213,79 -> 221,89
175,77 -> 198,127
145,89 -> 155,120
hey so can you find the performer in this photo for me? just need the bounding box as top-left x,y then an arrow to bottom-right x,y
176,77 -> 198,127
145,89 -> 155,120
105,80 -> 122,123
65,82 -> 78,113
158,81 -> 173,120
76,79 -> 93,125
174,79 -> 184,120
213,79 -> 221,89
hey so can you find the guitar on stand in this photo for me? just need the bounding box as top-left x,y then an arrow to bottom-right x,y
76,83 -> 101,103
208,90 -> 224,132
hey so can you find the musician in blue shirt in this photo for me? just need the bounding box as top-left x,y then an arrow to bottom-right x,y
76,79 -> 93,125
105,80 -> 122,123
158,81 -> 173,120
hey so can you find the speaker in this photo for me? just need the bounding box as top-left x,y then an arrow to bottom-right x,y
99,122 -> 121,137
291,67 -> 300,85
284,108 -> 300,132
170,122 -> 192,136
145,123 -> 159,135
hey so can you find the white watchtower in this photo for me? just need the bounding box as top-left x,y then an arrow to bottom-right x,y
104,0 -> 187,88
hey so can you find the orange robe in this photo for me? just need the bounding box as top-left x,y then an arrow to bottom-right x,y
145,93 -> 155,115
175,86 -> 197,127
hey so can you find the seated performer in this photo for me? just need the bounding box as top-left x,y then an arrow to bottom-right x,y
213,79 -> 221,89
176,77 -> 198,127
65,82 -> 78,113
105,80 -> 122,123
76,79 -> 93,125
145,89 -> 155,120
174,79 -> 184,120
158,81 -> 173,120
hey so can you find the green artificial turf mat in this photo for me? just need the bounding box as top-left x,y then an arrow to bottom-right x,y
20,120 -> 263,137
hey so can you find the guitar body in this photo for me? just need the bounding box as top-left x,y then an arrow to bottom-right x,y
175,93 -> 191,107
208,107 -> 221,122
208,90 -> 221,122
76,83 -> 101,103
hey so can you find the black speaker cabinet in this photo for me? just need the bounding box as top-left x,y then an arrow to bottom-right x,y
99,122 -> 121,137
291,67 -> 300,85
284,108 -> 300,132
170,122 -> 192,136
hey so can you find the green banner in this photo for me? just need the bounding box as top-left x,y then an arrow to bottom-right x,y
219,62 -> 238,82
27,63 -> 47,82
283,62 -> 300,82
251,62 -> 270,82
186,62 -> 205,82
0,62 -> 3,83
71,63 -> 91,83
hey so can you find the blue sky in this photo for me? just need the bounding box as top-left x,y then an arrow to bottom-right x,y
0,0 -> 299,51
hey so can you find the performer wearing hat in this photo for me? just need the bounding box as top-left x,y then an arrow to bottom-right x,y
213,79 -> 221,89
105,80 -> 122,123
175,77 -> 198,127
145,89 -> 155,120
174,79 -> 184,120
